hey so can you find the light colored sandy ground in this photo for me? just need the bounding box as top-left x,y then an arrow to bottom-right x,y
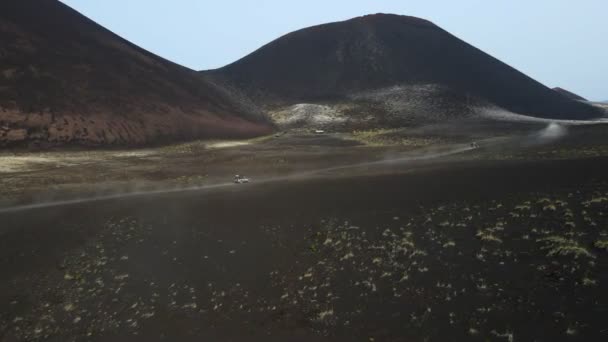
0,130 -> 440,176
0,138 -> 262,173
3,123 -> 608,209
0,156 -> 61,173
480,107 -> 608,125
205,141 -> 253,149
111,150 -> 158,158
270,103 -> 352,127
0,132 -> 464,207
0,151 -> 154,173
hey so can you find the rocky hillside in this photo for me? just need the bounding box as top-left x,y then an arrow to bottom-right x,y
205,14 -> 602,129
0,0 -> 272,147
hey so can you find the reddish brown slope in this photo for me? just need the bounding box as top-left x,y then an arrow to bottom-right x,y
0,0 -> 272,147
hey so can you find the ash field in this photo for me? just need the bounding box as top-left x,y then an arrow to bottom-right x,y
3,121 -> 608,341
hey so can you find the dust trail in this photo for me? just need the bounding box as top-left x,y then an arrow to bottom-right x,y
296,145 -> 475,176
536,122 -> 567,142
0,145 -> 475,214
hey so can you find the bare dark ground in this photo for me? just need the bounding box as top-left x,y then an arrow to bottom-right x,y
2,155 -> 608,341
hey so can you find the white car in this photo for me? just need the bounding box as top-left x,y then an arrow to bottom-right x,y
233,175 -> 250,184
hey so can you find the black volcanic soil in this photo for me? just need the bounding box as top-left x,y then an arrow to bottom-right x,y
553,87 -> 587,101
206,14 -> 601,121
2,153 -> 608,341
0,0 -> 272,147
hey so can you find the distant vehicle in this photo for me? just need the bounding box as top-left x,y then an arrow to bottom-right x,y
314,130 -> 326,134
470,142 -> 480,149
233,175 -> 250,184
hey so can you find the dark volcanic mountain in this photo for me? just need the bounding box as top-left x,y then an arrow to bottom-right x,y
552,87 -> 587,101
0,0 -> 271,147
206,14 -> 601,129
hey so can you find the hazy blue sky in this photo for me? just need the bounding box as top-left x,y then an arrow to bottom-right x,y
60,0 -> 606,101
